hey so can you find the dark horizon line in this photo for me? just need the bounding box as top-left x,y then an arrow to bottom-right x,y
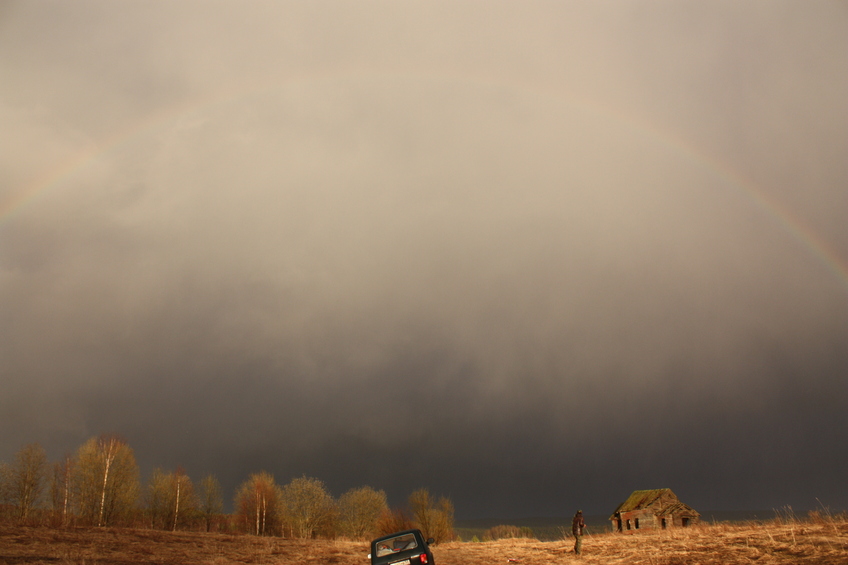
455,507 -> 843,525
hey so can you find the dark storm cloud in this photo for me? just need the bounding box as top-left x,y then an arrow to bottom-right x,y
1,1 -> 847,518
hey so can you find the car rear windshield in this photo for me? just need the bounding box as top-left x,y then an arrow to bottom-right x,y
375,533 -> 418,556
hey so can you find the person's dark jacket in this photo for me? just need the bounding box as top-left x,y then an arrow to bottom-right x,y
572,512 -> 585,536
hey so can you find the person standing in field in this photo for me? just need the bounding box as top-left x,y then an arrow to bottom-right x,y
572,509 -> 586,555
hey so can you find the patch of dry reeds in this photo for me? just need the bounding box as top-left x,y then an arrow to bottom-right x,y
437,516 -> 848,565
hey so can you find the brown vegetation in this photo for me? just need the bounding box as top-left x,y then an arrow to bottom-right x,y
1,515 -> 846,565
482,524 -> 534,541
0,441 -> 448,540
0,526 -> 368,565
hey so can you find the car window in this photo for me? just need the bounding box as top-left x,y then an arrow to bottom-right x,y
376,533 -> 418,556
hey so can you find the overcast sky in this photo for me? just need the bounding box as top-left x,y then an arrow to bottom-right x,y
2,1 -> 847,519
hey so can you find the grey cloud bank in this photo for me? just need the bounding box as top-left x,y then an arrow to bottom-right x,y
1,1 -> 847,518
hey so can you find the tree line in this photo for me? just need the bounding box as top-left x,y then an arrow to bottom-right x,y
0,437 -> 455,541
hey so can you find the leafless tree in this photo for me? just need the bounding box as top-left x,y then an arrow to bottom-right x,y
198,474 -> 224,532
408,489 -> 434,539
234,471 -> 281,536
51,455 -> 75,527
146,467 -> 196,531
0,462 -> 12,522
408,488 -> 455,543
8,443 -> 48,522
169,467 -> 195,531
74,435 -> 140,527
146,468 -> 171,529
279,475 -> 336,539
337,486 -> 387,539
375,507 -> 414,536
430,495 -> 456,543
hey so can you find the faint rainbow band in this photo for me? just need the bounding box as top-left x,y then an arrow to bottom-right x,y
2,69 -> 846,294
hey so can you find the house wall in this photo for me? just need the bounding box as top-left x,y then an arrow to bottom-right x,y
611,511 -> 699,533
671,514 -> 699,528
611,510 -> 659,534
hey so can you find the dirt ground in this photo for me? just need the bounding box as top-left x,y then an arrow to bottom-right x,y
1,518 -> 846,565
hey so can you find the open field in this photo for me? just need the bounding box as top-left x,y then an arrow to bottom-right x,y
1,518 -> 847,565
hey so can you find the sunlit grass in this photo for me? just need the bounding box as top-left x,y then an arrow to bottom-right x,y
0,513 -> 846,565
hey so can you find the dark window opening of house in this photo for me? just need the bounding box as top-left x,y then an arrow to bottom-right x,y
661,518 -> 667,529
682,518 -> 690,527
635,518 -> 640,529
626,519 -> 631,530
616,519 -> 622,532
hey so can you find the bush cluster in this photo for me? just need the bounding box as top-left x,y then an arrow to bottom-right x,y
483,524 -> 535,541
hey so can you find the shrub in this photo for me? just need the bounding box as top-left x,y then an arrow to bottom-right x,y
483,524 -> 534,541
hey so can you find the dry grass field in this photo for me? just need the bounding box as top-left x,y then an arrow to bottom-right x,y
1,517 -> 846,565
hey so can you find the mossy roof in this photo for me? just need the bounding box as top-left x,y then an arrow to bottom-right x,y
610,488 -> 700,519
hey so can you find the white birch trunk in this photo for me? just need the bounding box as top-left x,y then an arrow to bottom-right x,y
97,439 -> 117,527
261,494 -> 267,535
62,472 -> 70,526
255,491 -> 261,535
172,478 -> 181,532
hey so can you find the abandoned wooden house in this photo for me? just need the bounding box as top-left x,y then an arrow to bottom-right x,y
610,488 -> 700,533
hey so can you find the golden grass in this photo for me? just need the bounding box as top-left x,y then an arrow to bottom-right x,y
439,519 -> 848,565
1,518 -> 846,565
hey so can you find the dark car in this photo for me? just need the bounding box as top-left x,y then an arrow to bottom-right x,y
369,529 -> 435,565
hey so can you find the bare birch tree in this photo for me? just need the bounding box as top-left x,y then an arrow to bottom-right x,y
169,467 -> 195,531
74,435 -> 140,527
145,467 -> 196,531
234,471 -> 280,536
51,455 -> 75,527
171,468 -> 184,532
279,476 -> 336,539
9,443 -> 48,522
337,486 -> 387,539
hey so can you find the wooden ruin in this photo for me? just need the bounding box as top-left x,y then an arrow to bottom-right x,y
610,488 -> 700,533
